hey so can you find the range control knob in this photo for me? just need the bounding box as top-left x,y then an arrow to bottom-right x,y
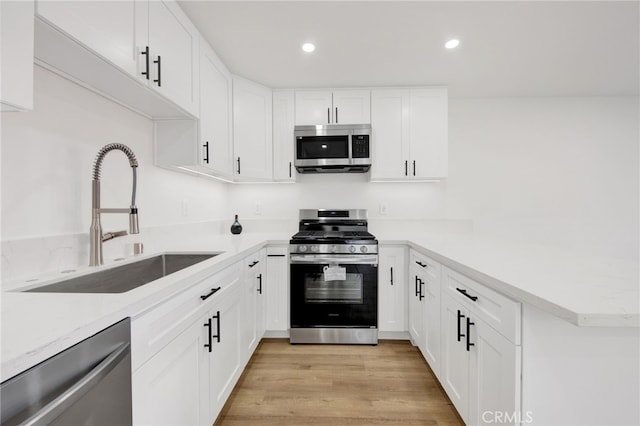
360,246 -> 368,253
349,245 -> 357,253
298,245 -> 307,253
311,245 -> 319,252
330,245 -> 338,253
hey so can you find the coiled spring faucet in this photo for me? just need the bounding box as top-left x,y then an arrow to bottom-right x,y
89,143 -> 139,266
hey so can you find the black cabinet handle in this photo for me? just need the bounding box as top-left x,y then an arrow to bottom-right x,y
141,46 -> 150,80
237,157 -> 241,174
249,260 -> 259,268
414,275 -> 419,297
415,260 -> 427,268
457,310 -> 466,342
335,107 -> 338,123
203,318 -> 212,352
203,141 -> 210,164
390,266 -> 394,286
413,160 -> 416,176
212,311 -> 221,343
257,274 -> 262,294
418,278 -> 424,301
153,55 -> 161,87
267,254 -> 286,257
456,287 -> 478,302
327,108 -> 330,124
200,286 -> 221,301
289,162 -> 292,178
466,317 -> 475,351
405,160 -> 408,176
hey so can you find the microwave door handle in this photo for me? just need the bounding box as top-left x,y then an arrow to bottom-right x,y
327,108 -> 330,124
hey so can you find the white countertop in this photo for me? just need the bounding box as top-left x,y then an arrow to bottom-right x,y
2,230 -> 638,382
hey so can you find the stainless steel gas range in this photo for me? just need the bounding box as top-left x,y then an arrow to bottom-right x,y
289,209 -> 378,345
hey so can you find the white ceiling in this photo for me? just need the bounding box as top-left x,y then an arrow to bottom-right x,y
178,1 -> 639,98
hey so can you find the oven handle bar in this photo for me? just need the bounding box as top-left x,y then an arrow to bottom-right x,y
290,254 -> 378,265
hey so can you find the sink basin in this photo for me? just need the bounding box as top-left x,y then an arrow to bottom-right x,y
25,253 -> 220,294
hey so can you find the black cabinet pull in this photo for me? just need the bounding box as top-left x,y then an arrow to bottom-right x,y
414,275 -> 419,297
418,278 -> 424,301
203,318 -> 212,352
153,55 -> 161,87
203,141 -> 210,164
415,260 -> 427,268
390,266 -> 394,286
289,162 -> 292,178
335,107 -> 338,123
200,286 -> 221,301
237,157 -> 241,174
249,260 -> 259,268
405,160 -> 408,176
267,254 -> 286,257
257,274 -> 263,294
456,287 -> 478,302
141,46 -> 150,80
327,108 -> 330,124
457,310 -> 465,342
212,311 -> 221,343
413,160 -> 416,176
466,317 -> 475,351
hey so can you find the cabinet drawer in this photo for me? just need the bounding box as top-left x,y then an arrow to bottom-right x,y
410,250 -> 441,283
131,261 -> 242,370
442,266 -> 521,344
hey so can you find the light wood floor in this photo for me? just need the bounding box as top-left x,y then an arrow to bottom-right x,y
215,339 -> 463,426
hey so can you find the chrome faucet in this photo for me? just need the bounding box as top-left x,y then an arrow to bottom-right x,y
89,143 -> 140,266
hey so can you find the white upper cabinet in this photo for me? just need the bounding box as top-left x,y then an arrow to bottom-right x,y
199,40 -> 232,175
233,76 -> 273,180
371,87 -> 448,181
295,90 -> 370,125
272,90 -> 296,181
1,0 -> 34,111
33,0 -> 198,118
146,0 -> 199,116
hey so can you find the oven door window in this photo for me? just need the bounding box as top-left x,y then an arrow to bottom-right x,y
296,136 -> 349,159
304,273 -> 363,304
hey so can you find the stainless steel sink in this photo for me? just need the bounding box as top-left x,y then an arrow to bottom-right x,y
25,253 -> 220,294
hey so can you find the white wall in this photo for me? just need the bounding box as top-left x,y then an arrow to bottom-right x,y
230,96 -> 639,260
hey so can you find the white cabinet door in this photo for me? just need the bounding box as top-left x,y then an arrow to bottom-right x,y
295,90 -> 332,125
440,293 -> 470,423
147,0 -> 199,117
378,246 -> 407,333
370,89 -> 410,180
409,88 -> 448,179
233,76 -> 273,180
468,318 -> 521,426
272,90 -> 296,181
1,0 -> 34,111
208,284 -> 244,423
420,254 -> 441,377
255,250 -> 267,342
241,251 -> 266,359
332,90 -> 370,124
265,246 -> 289,333
408,265 -> 426,350
200,40 -> 232,175
132,315 -> 209,426
35,0 -> 141,79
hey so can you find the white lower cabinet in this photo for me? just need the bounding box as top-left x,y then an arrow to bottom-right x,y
241,249 -> 267,360
265,245 -> 290,334
378,245 -> 407,334
440,266 -> 522,426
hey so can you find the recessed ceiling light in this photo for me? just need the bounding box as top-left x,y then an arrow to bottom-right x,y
302,43 -> 316,53
445,39 -> 460,49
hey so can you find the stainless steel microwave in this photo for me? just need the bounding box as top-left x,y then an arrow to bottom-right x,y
294,124 -> 371,173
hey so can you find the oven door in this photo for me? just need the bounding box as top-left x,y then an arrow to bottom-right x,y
294,135 -> 350,168
290,255 -> 378,328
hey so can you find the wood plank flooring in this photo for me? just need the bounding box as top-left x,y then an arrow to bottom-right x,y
215,339 -> 463,426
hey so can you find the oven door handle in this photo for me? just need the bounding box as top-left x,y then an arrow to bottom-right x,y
290,254 -> 378,265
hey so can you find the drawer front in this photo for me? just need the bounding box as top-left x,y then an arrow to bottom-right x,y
442,266 -> 521,345
131,261 -> 243,370
410,250 -> 441,284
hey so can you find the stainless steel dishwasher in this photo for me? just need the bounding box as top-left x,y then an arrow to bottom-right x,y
1,318 -> 132,426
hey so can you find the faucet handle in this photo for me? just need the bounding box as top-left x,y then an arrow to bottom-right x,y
129,207 -> 139,234
102,230 -> 128,242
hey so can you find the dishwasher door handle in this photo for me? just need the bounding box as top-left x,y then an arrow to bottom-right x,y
20,342 -> 130,426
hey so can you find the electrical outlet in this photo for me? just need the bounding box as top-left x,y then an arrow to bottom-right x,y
379,203 -> 388,215
255,202 -> 262,215
181,199 -> 189,217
